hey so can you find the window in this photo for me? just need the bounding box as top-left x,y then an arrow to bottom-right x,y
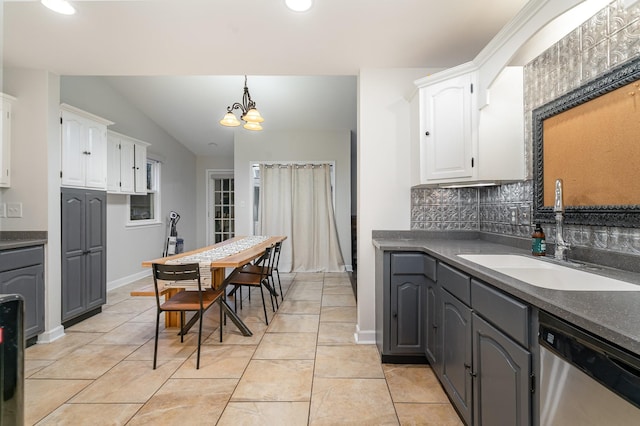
127,159 -> 160,226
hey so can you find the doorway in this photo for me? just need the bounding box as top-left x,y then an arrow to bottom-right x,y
206,170 -> 234,245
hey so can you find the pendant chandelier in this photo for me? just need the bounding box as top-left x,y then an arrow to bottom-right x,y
219,75 -> 264,131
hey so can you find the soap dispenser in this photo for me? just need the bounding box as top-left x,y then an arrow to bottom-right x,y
531,223 -> 546,256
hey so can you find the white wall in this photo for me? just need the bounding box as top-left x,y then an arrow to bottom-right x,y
1,68 -> 51,231
60,76 -> 197,287
356,67 -> 434,343
1,68 -> 65,342
233,129 -> 352,270
195,154 -> 234,248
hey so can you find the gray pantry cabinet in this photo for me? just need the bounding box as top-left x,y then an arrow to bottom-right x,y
61,188 -> 107,325
0,245 -> 45,340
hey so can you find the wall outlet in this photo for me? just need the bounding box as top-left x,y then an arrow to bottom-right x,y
509,206 -> 518,224
7,202 -> 22,218
0,203 -> 5,218
518,204 -> 531,226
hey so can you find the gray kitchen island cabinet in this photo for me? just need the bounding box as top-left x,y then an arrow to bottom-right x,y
376,251 -> 436,363
0,245 -> 45,341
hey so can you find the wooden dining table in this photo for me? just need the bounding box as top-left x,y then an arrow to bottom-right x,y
138,235 -> 286,336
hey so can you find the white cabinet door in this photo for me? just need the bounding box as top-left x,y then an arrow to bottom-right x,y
61,106 -> 111,190
61,110 -> 88,188
107,133 -> 121,192
84,121 -> 107,189
420,73 -> 476,182
106,130 -> 149,194
0,96 -> 13,188
133,143 -> 147,193
120,138 -> 136,193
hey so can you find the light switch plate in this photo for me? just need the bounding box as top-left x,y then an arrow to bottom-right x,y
509,206 -> 518,224
7,202 -> 22,218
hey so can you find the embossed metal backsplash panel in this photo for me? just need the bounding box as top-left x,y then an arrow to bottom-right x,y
411,0 -> 640,256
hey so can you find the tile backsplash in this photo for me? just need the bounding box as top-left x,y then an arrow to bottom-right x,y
411,0 -> 640,258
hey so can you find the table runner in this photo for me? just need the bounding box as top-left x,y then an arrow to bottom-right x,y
164,236 -> 270,287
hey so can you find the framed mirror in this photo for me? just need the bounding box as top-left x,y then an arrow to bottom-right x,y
533,55 -> 640,227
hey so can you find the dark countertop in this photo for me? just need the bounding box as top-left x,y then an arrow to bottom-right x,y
372,231 -> 640,356
0,231 -> 47,250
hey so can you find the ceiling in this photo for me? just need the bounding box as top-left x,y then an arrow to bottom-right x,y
3,0 -> 529,156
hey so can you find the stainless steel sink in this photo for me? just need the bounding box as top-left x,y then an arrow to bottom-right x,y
457,254 -> 640,291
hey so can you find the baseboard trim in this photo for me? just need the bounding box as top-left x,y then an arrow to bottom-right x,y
355,326 -> 376,344
36,325 -> 65,344
107,269 -> 151,291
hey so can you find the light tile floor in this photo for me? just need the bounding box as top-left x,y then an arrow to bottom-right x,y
25,272 -> 463,425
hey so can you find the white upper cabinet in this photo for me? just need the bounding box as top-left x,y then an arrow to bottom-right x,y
60,104 -> 113,190
415,67 -> 524,186
106,130 -> 149,194
0,94 -> 16,188
410,0 -> 584,187
419,73 -> 477,182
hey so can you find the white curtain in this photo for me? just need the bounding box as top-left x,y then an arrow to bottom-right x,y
259,163 -> 344,273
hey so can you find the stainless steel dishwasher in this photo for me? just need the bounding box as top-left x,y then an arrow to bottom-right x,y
539,311 -> 640,425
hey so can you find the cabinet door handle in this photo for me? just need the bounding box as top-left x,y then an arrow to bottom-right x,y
83,250 -> 90,255
392,312 -> 398,319
425,131 -> 430,136
83,151 -> 91,155
464,363 -> 477,377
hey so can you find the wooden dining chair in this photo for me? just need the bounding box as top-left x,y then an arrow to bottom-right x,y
227,245 -> 275,325
152,263 -> 223,369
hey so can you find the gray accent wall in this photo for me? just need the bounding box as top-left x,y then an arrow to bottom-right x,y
411,0 -> 640,258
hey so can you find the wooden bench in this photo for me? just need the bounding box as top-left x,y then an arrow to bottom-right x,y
131,283 -> 187,327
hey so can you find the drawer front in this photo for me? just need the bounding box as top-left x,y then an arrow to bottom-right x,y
0,245 -> 44,272
438,262 -> 470,305
391,252 -> 437,281
471,279 -> 529,347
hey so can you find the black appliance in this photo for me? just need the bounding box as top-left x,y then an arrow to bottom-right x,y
0,294 -> 24,426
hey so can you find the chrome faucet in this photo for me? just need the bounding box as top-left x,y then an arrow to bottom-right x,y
554,179 -> 570,261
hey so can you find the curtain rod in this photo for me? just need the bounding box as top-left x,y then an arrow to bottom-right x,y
260,163 -> 332,169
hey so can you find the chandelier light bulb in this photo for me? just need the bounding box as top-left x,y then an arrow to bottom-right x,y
219,112 -> 241,127
243,108 -> 265,123
243,121 -> 263,131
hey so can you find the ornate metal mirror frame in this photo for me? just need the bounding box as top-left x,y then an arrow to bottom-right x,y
533,55 -> 640,227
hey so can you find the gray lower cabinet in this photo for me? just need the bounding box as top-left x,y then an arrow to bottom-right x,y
61,188 -> 107,324
440,288 -> 473,425
424,275 -> 440,368
437,262 -> 533,426
0,245 -> 45,340
376,250 -> 436,363
472,313 -> 531,426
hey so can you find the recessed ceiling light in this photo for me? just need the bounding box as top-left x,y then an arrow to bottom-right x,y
285,0 -> 313,12
41,0 -> 76,15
